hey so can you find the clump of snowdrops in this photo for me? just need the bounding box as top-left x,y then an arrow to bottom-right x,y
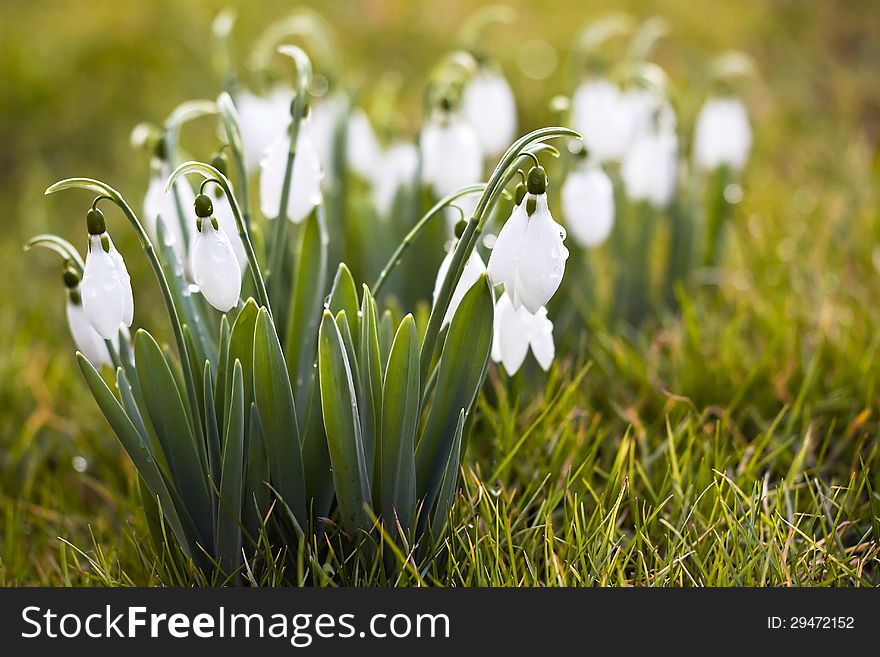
28,8 -> 577,580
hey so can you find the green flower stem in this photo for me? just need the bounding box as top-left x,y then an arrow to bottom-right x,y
24,234 -> 85,275
45,178 -> 202,439
664,196 -> 694,309
371,184 -> 486,296
419,127 -> 580,383
167,162 -> 271,314
217,92 -> 251,231
623,200 -> 657,327
703,164 -> 732,269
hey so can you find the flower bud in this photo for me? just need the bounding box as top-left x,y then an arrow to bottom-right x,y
527,166 -> 547,195
194,193 -> 214,218
86,207 -> 106,235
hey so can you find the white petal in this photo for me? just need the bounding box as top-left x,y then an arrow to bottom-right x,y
81,235 -> 125,339
621,130 -> 678,207
463,69 -> 517,158
191,222 -> 242,312
515,195 -> 568,312
347,108 -> 382,180
486,201 -> 528,290
433,244 -> 486,327
143,163 -> 197,264
236,87 -> 294,172
210,188 -> 248,272
694,96 -> 751,171
67,297 -> 112,367
106,236 -> 134,326
420,115 -> 483,198
374,141 -> 418,216
309,93 -> 347,174
260,127 -> 324,223
561,165 -> 615,247
494,292 -> 530,374
527,307 -> 555,371
571,79 -> 637,162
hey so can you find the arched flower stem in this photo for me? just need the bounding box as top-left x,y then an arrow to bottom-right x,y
418,127 -> 580,383
44,178 -> 202,439
24,234 -> 85,276
371,184 -> 486,296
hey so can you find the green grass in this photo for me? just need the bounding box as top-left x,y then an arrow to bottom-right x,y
1,0 -> 879,585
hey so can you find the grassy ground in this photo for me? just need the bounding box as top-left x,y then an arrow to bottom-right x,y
1,0 -> 879,585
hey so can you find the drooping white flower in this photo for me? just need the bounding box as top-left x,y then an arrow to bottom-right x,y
561,164 -> 615,247
693,96 -> 752,171
346,108 -> 382,181
208,189 -> 247,272
190,218 -> 242,312
81,233 -> 134,339
625,86 -> 676,142
487,177 -> 569,314
491,293 -> 555,374
571,79 -> 639,163
308,92 -> 348,175
259,123 -> 324,223
432,242 -> 486,327
67,293 -> 113,367
236,86 -> 294,172
420,112 -> 483,199
463,68 -> 518,159
143,160 -> 197,264
374,141 -> 418,217
621,129 -> 678,207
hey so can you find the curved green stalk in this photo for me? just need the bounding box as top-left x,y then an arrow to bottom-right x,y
24,234 -> 85,275
166,161 -> 271,313
216,92 -> 250,229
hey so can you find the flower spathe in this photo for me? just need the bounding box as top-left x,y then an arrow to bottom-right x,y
259,122 -> 324,223
236,86 -> 294,172
433,242 -> 486,327
693,96 -> 752,171
143,160 -> 197,264
420,112 -> 483,199
463,68 -> 518,159
561,164 -> 615,247
81,233 -> 134,340
191,218 -> 242,312
487,193 -> 569,314
491,293 -> 555,374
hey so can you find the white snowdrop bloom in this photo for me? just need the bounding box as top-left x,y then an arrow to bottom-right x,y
346,108 -> 382,181
491,293 -> 555,374
571,79 -> 638,163
463,68 -> 518,158
621,129 -> 678,207
191,218 -> 242,312
236,86 -> 294,172
693,96 -> 752,171
625,86 -> 677,141
66,294 -> 113,367
259,124 -> 324,223
487,170 -> 569,313
209,189 -> 247,272
143,161 -> 197,264
374,141 -> 418,216
81,233 -> 134,340
561,164 -> 615,247
420,113 -> 483,199
308,93 -> 347,174
432,242 -> 486,327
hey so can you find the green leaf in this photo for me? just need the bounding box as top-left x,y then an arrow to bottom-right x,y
253,307 -> 306,526
243,403 -> 269,541
300,366 -> 334,525
318,311 -> 372,532
285,209 -> 329,409
217,359 -> 245,575
203,361 -> 222,487
135,329 -> 213,547
380,314 -> 419,536
327,262 -> 359,338
77,354 -> 194,557
432,408 -> 465,539
359,285 -> 382,490
214,315 -> 232,426
378,308 -> 394,369
415,274 -> 493,526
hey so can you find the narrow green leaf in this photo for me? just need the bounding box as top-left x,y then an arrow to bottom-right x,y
203,360 -> 222,487
415,274 -> 493,524
380,314 -> 419,536
431,408 -> 465,539
253,307 -> 306,525
327,262 -> 359,338
243,403 -> 269,541
318,311 -> 372,532
378,308 -> 394,369
300,366 -> 334,525
135,329 -> 213,546
217,359 -> 245,575
214,315 -> 231,428
359,285 -> 382,489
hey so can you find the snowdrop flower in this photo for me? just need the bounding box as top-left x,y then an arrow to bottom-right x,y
621,128 -> 678,208
626,86 -> 676,141
236,86 -> 294,172
571,79 -> 638,162
62,268 -> 125,367
143,159 -> 197,264
420,107 -> 483,199
463,68 -> 517,159
432,241 -> 486,327
693,96 -> 752,171
308,92 -> 348,174
208,187 -> 247,272
81,208 -> 134,340
190,194 -> 242,312
260,122 -> 324,223
561,162 -> 615,247
487,167 -> 569,313
374,141 -> 418,216
491,293 -> 554,374
346,108 -> 382,181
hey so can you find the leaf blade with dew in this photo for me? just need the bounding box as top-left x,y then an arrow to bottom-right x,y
431,408 -> 465,540
359,285 -> 382,494
327,262 -> 360,339
217,359 -> 245,576
253,307 -> 307,527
